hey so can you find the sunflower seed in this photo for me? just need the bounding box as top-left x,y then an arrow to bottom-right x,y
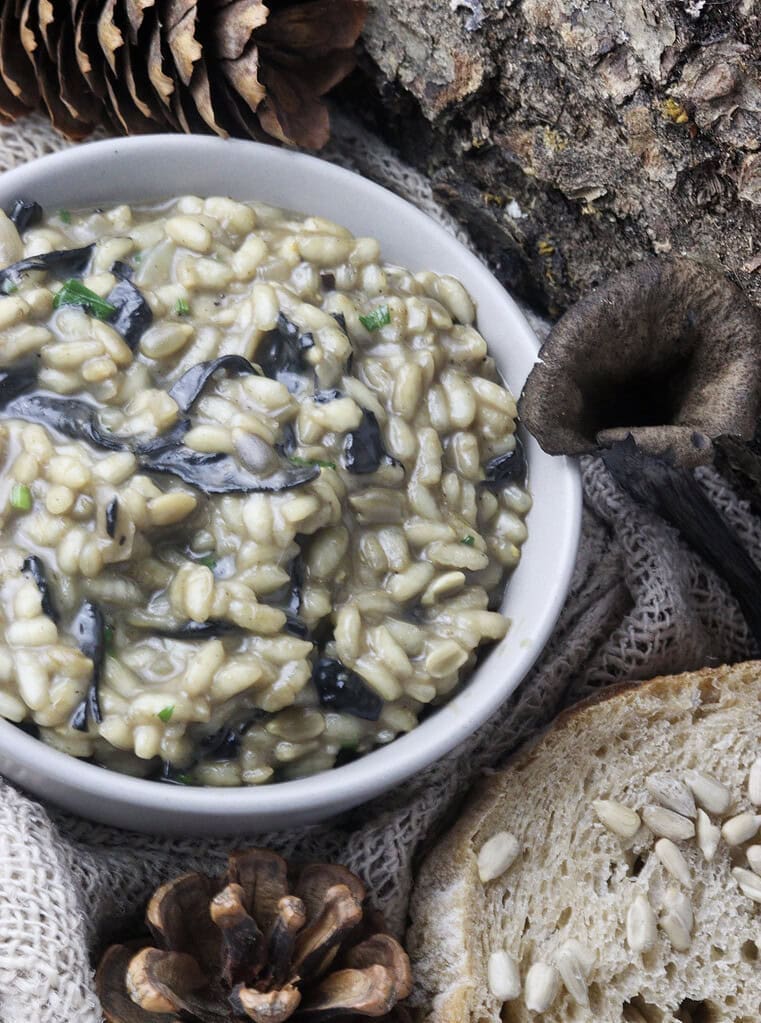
659,887 -> 693,951
646,773 -> 696,819
642,805 -> 695,842
733,866 -> 761,902
524,962 -> 559,1013
684,770 -> 732,815
487,951 -> 521,1001
654,838 -> 692,887
747,845 -> 761,875
555,940 -> 593,1007
592,799 -> 641,840
626,894 -> 657,953
696,809 -> 720,863
477,830 -> 520,883
721,812 -> 761,847
749,759 -> 761,807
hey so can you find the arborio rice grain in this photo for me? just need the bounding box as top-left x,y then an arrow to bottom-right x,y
0,196 -> 530,785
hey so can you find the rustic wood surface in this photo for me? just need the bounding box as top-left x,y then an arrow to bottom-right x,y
349,0 -> 761,317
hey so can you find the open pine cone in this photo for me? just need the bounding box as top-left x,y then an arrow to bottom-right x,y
96,848 -> 413,1023
0,1 -> 365,148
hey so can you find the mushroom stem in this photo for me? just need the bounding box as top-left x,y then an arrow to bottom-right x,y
603,438 -> 761,648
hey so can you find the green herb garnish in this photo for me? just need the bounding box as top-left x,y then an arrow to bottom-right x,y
175,297 -> 190,316
198,555 -> 217,570
104,624 -> 115,651
53,279 -> 116,319
173,772 -> 193,785
461,535 -> 476,546
10,483 -> 32,511
157,705 -> 175,723
289,455 -> 337,470
359,304 -> 391,331
58,209 -> 72,224
133,252 -> 142,264
2,280 -> 18,295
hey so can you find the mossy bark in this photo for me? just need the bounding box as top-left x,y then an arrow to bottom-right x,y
348,0 -> 761,317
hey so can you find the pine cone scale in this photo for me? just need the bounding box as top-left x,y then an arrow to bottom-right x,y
148,872 -> 223,972
0,0 -> 364,147
232,983 -> 302,1023
98,849 -> 411,1023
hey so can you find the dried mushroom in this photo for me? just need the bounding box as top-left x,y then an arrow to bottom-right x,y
0,0 -> 365,147
520,258 -> 761,468
96,848 -> 412,1023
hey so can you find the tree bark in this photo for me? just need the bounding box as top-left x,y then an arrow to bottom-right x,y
346,0 -> 761,317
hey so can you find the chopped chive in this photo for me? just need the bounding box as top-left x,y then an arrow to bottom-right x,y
359,304 -> 391,331
173,772 -> 193,785
175,297 -> 190,316
289,455 -> 337,470
2,280 -> 18,295
133,252 -> 142,264
58,209 -> 71,224
198,555 -> 217,569
157,705 -> 175,723
10,483 -> 32,510
104,624 -> 115,651
461,535 -> 476,546
53,279 -> 116,319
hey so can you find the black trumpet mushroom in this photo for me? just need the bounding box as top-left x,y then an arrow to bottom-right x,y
0,244 -> 94,292
8,200 -> 42,234
168,355 -> 261,413
106,262 -> 153,350
520,257 -> 761,469
312,657 -> 383,721
70,599 -> 106,731
21,555 -> 58,623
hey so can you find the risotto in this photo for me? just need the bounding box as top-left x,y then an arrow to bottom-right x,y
0,196 -> 530,786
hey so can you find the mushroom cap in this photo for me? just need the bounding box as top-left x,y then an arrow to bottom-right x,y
519,257 -> 761,467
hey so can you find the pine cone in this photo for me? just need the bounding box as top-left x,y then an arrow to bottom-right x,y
0,1 -> 365,148
96,848 -> 413,1023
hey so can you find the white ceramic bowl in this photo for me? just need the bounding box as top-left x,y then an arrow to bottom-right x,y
0,136 -> 581,834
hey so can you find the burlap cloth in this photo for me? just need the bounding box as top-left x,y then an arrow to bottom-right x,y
0,114 -> 758,1022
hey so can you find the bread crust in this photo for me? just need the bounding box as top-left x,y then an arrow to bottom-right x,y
408,661 -> 761,1023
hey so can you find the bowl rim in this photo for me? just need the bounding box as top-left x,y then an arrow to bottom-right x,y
0,134 -> 582,820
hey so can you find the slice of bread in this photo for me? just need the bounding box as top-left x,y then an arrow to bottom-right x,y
408,662 -> 761,1023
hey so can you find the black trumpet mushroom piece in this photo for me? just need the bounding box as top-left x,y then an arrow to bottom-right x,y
70,600 -> 106,731
482,436 -> 526,489
22,555 -> 58,624
312,657 -> 383,721
167,355 -> 261,414
8,200 -> 42,234
0,244 -> 94,292
256,314 -> 313,392
106,261 -> 153,350
0,362 -> 37,404
1,393 -> 124,451
343,409 -> 389,475
603,437 -> 761,650
141,445 -> 319,495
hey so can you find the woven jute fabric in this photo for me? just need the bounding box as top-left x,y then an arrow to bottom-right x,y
0,114 -> 757,1023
